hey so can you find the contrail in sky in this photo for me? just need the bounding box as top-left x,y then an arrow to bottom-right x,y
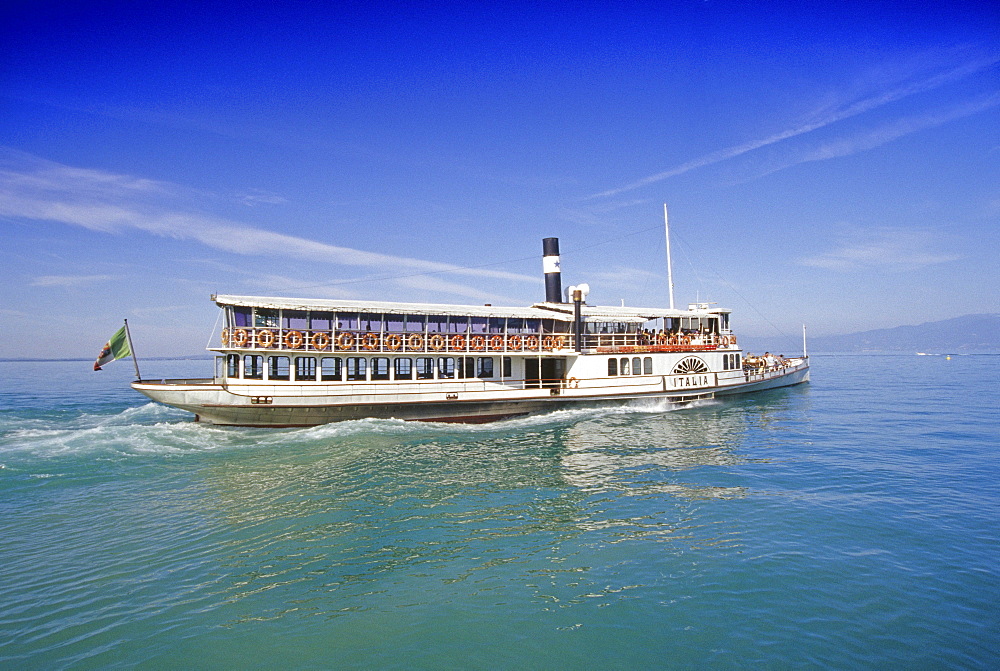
589,54 -> 1000,199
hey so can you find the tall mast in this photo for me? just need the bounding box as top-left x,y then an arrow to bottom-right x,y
664,203 -> 675,309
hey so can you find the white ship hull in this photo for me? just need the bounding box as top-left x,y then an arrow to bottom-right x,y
133,359 -> 809,427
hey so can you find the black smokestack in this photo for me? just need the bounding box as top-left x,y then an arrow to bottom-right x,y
543,237 -> 562,303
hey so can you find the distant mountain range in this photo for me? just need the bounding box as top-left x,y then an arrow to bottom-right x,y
739,313 -> 1000,354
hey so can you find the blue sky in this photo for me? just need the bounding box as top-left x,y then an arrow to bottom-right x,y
2,1 -> 998,358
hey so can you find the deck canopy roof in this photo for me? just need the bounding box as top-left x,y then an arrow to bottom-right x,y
214,294 -> 573,321
532,302 -> 731,321
213,295 -> 730,324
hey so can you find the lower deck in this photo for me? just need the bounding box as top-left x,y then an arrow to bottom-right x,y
132,356 -> 809,426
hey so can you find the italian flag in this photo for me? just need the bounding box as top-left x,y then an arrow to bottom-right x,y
93,325 -> 131,371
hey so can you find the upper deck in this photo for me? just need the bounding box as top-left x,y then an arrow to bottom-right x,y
211,294 -> 739,355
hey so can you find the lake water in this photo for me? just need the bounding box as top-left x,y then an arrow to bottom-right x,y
1,355 -> 997,669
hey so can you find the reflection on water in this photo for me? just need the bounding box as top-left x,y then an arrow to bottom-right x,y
558,400 -> 761,498
184,399 -> 798,624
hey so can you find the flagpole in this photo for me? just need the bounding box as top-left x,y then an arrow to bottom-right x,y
123,319 -> 142,380
664,203 -> 675,310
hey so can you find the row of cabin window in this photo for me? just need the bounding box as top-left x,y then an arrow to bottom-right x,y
231,308 -> 571,334
608,357 -> 654,376
721,353 -> 742,370
228,355 -> 510,381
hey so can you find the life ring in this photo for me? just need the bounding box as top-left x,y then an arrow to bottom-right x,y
257,329 -> 277,348
336,332 -> 355,351
488,335 -> 504,350
719,335 -> 729,347
507,335 -> 522,350
524,335 -> 539,350
384,333 -> 403,351
450,334 -> 466,350
567,377 -> 579,389
232,329 -> 249,348
311,332 -> 331,350
543,336 -> 555,350
406,333 -> 424,351
428,334 -> 446,351
220,328 -> 230,347
285,330 -> 304,349
361,332 -> 380,350
470,335 -> 486,351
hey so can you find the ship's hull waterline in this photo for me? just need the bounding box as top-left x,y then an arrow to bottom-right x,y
132,362 -> 809,427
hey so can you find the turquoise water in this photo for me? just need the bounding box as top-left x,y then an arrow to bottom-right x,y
1,356 -> 997,669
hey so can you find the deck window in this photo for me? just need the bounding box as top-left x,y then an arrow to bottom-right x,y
255,309 -> 278,328
371,357 -> 390,381
310,311 -> 332,330
268,356 -> 290,380
470,316 -> 488,334
426,316 -> 447,333
394,358 -> 413,380
244,355 -> 263,379
608,358 -> 617,376
385,315 -> 404,332
416,357 -> 434,379
337,313 -> 359,331
405,315 -> 425,332
321,357 -> 342,381
458,357 -> 475,378
283,310 -> 308,330
346,357 -> 367,381
295,357 -> 316,381
502,356 -> 512,377
449,316 -> 469,333
632,357 -> 641,375
643,357 -> 653,375
227,354 -> 239,378
620,358 -> 630,375
233,307 -> 251,327
488,318 -> 505,334
437,357 -> 455,379
477,357 -> 494,378
359,313 -> 382,333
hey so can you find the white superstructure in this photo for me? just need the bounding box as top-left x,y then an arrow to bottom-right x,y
132,239 -> 809,426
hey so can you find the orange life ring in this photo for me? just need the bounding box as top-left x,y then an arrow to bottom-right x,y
336,332 -> 355,351
429,334 -> 446,351
257,329 -> 276,348
488,334 -> 504,350
311,332 -> 331,350
507,335 -> 522,350
406,333 -> 424,351
220,328 -> 230,346
720,335 -> 729,347
450,334 -> 466,350
470,335 -> 486,351
524,335 -> 539,350
232,328 -> 249,348
361,332 -> 380,350
384,333 -> 403,351
285,330 -> 304,349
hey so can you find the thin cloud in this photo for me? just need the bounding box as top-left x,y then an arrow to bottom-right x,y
753,92 -> 1000,178
0,149 -> 537,287
798,228 -> 960,271
589,52 -> 1000,199
31,274 -> 119,287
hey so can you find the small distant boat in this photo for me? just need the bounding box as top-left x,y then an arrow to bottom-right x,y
133,229 -> 809,426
